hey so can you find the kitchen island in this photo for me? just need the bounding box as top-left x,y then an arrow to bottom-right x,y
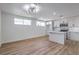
48,31 -> 66,45
68,27 -> 79,41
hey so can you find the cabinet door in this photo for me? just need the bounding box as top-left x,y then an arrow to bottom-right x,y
49,32 -> 65,44
69,32 -> 79,41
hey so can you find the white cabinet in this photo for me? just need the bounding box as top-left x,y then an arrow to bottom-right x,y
69,32 -> 79,41
48,31 -> 66,45
68,28 -> 79,41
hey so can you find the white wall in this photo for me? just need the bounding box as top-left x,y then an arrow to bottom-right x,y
2,12 -> 46,44
67,17 -> 79,27
0,10 -> 1,46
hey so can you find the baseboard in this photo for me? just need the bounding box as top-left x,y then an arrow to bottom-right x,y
2,35 -> 47,45
28,35 -> 48,39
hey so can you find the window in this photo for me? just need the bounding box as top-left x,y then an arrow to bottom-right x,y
46,21 -> 52,25
36,21 -> 45,27
14,18 -> 31,25
14,18 -> 23,25
23,20 -> 31,25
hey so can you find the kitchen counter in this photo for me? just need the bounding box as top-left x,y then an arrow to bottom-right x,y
48,27 -> 79,44
48,31 -> 66,45
68,31 -> 79,41
68,27 -> 79,41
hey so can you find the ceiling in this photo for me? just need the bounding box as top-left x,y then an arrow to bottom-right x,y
0,3 -> 79,21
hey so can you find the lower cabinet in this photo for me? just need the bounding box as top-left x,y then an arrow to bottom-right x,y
48,31 -> 66,45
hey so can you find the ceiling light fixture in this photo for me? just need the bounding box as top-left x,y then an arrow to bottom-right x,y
23,3 -> 40,14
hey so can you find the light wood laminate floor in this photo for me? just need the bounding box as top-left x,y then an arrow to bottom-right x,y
0,36 -> 79,55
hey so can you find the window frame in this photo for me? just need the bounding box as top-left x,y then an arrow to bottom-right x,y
14,18 -> 31,26
36,21 -> 46,27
